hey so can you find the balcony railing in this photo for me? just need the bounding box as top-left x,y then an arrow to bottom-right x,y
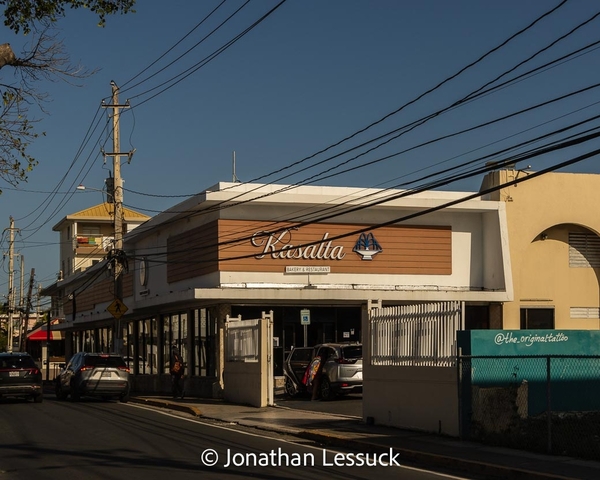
73,235 -> 113,252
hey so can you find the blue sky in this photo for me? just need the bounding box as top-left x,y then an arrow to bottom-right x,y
1,0 -> 599,300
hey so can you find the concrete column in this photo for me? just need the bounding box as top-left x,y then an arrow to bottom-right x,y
211,303 -> 231,397
489,303 -> 504,329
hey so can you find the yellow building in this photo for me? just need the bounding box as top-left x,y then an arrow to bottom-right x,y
481,169 -> 600,330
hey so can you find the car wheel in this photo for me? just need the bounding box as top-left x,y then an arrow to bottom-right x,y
284,376 -> 298,397
119,385 -> 130,403
33,394 -> 43,403
55,383 -> 68,401
70,383 -> 81,402
320,377 -> 334,401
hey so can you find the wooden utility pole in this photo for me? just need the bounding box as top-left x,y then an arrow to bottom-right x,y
4,216 -> 18,352
102,81 -> 130,354
17,255 -> 24,351
19,268 -> 34,352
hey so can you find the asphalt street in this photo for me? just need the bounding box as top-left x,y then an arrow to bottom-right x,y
0,394 -> 471,480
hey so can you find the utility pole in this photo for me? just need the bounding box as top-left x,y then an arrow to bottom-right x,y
102,81 -> 130,354
4,216 -> 18,352
17,255 -> 24,351
19,269 -> 34,352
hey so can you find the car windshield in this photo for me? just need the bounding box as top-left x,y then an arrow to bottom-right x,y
342,346 -> 362,359
0,355 -> 37,369
84,356 -> 127,368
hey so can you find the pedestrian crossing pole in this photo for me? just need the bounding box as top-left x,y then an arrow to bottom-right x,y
102,81 -> 130,354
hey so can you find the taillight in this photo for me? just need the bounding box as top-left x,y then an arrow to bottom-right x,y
117,366 -> 130,372
80,366 -> 93,371
31,368 -> 40,375
336,358 -> 353,364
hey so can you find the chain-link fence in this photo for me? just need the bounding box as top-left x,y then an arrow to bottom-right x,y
458,355 -> 600,460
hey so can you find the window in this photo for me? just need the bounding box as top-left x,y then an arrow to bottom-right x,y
569,232 -> 600,268
161,313 -> 188,373
194,308 -> 216,377
570,307 -> 600,319
80,227 -> 101,235
520,308 -> 554,329
138,318 -> 156,374
465,305 -> 490,330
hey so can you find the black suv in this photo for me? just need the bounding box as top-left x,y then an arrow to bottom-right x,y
55,352 -> 131,402
0,352 -> 43,403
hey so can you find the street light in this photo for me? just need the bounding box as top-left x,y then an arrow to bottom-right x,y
76,183 -> 114,203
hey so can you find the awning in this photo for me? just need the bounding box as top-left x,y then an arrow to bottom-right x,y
27,325 -> 65,341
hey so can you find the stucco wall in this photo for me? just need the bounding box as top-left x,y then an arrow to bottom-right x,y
483,171 -> 600,329
223,361 -> 265,407
363,365 -> 459,436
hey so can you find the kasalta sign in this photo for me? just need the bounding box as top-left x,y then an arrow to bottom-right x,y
251,228 -> 346,260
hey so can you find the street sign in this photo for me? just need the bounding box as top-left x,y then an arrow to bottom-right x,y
107,298 -> 128,319
300,309 -> 310,325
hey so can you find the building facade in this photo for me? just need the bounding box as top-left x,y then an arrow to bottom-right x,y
44,182 -> 512,396
480,169 -> 600,330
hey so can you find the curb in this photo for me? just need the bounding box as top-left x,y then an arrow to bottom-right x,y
295,429 -> 575,480
272,402 -> 362,420
130,398 -> 580,480
129,397 -> 202,417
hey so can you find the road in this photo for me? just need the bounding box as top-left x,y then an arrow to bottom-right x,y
0,394 -> 471,480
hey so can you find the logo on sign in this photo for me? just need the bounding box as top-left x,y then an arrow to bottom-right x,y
353,232 -> 382,261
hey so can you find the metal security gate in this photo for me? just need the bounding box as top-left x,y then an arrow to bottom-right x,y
369,301 -> 463,367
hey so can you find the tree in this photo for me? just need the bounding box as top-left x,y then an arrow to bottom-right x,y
0,0 -> 136,190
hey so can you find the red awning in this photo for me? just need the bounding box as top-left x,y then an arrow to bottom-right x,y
27,326 -> 64,341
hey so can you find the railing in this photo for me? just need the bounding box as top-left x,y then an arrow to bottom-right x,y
225,317 -> 259,362
73,235 -> 113,251
459,354 -> 600,460
370,301 -> 462,367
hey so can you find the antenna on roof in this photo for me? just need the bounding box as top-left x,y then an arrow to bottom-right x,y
232,151 -> 241,183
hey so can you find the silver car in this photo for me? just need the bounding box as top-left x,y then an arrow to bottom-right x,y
55,352 -> 131,402
315,343 -> 363,400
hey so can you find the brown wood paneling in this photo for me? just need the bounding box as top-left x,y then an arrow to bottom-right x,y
123,272 -> 134,298
163,219 -> 452,283
64,278 -> 114,313
217,220 -> 452,275
167,221 -> 220,283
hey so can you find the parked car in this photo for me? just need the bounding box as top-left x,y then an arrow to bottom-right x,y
0,352 -> 43,403
124,355 -> 156,374
55,352 -> 131,402
284,343 -> 363,400
284,346 -> 314,397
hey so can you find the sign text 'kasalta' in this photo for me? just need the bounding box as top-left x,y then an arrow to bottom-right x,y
251,229 -> 346,260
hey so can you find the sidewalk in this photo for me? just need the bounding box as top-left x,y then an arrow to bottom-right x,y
130,395 -> 600,480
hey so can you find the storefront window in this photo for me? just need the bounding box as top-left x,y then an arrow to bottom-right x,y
194,308 -> 216,377
160,313 -> 190,374
137,318 -> 157,374
84,330 -> 94,352
126,322 -> 134,360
